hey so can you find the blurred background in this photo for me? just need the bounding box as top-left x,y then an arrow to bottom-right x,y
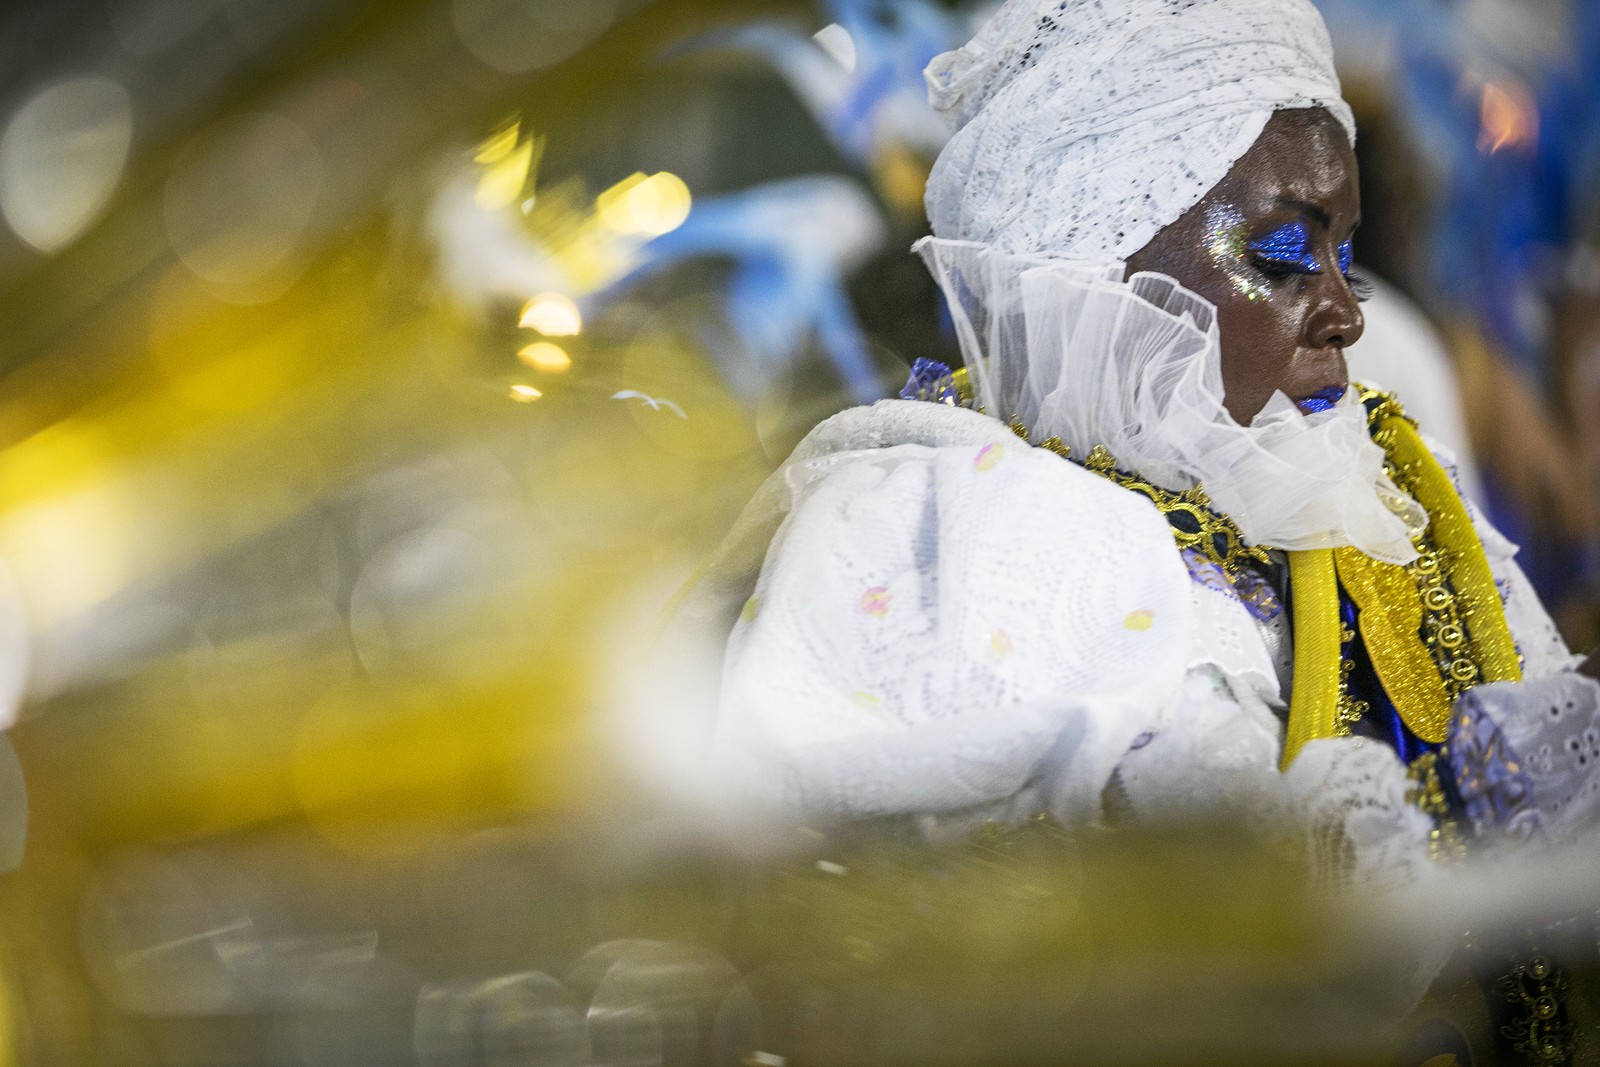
0,0 -> 1594,1063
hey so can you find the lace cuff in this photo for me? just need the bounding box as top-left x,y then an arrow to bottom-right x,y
1283,737 -> 1437,891
1444,673 -> 1600,847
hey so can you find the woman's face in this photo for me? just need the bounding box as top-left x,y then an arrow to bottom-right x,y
1125,108 -> 1364,424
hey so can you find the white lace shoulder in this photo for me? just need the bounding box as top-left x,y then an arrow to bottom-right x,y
712,400 -> 1196,828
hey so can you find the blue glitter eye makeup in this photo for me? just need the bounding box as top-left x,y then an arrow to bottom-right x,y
1247,222 -> 1359,285
1247,220 -> 1319,273
1205,207 -> 1363,302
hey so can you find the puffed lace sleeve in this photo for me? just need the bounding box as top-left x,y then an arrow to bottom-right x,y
711,404 -> 1197,830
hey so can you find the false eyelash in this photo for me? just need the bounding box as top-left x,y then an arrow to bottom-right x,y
1344,269 -> 1376,303
1249,257 -> 1299,279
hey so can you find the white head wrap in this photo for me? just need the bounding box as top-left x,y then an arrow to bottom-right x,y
924,0 -> 1355,259
915,0 -> 1422,563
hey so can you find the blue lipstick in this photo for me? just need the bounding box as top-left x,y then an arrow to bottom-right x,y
1296,385 -> 1346,414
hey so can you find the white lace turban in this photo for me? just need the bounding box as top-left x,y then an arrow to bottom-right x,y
924,0 -> 1355,259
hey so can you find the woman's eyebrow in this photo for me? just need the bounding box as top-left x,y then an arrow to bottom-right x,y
1273,196 -> 1331,227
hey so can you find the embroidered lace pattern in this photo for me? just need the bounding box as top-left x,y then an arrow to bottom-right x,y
710,399 -> 1197,829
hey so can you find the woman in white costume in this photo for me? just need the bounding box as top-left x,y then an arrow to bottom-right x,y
694,0 -> 1600,891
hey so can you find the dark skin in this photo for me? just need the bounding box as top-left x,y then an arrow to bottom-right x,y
1127,107 -> 1362,425
1128,107 -> 1600,681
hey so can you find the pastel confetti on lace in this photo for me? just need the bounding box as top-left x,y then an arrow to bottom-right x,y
988,629 -> 1014,657
1123,610 -> 1154,631
860,586 -> 892,616
974,443 -> 1003,471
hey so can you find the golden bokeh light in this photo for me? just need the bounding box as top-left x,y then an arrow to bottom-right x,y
517,342 -> 572,372
596,171 -> 691,237
473,117 -> 521,164
475,136 -> 538,212
508,384 -> 543,402
517,293 -> 582,336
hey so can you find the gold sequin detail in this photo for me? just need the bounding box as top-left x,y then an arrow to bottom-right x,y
1344,386 -> 1522,741
1334,545 -> 1454,743
1406,751 -> 1467,861
950,365 -> 973,404
1335,623 -> 1369,732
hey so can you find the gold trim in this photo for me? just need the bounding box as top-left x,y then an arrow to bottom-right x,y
1380,413 -> 1521,687
1334,546 -> 1454,743
951,365 -> 972,404
1283,549 -> 1341,769
1407,751 -> 1468,860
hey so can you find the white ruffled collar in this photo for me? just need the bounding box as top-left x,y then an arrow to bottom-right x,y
914,236 -> 1425,564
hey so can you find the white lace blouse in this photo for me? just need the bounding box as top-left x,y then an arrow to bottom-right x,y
701,397 -> 1588,886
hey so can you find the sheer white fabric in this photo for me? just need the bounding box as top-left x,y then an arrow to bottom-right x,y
915,238 -> 1425,563
923,0 -> 1353,260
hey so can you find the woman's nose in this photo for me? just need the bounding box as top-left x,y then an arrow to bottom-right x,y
1304,273 -> 1365,350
